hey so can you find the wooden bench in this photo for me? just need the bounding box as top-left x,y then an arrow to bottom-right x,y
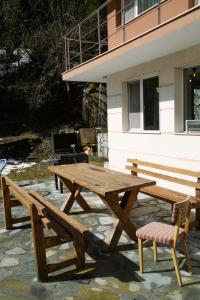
1,176 -> 89,281
126,159 -> 200,227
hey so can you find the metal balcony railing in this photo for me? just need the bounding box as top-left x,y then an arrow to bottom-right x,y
64,0 -> 198,71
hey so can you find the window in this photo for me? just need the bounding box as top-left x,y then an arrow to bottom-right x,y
128,76 -> 159,131
195,0 -> 200,5
128,81 -> 141,129
124,0 -> 137,23
123,0 -> 158,23
138,0 -> 159,14
183,65 -> 200,131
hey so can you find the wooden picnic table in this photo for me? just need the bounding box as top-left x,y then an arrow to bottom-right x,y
48,163 -> 155,251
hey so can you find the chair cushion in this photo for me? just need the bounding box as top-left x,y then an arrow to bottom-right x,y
136,222 -> 185,244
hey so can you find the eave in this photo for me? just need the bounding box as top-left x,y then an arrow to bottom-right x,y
62,6 -> 200,83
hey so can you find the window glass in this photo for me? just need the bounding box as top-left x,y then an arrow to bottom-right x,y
184,65 -> 200,128
124,0 -> 137,23
128,81 -> 141,129
143,76 -> 159,130
128,76 -> 159,131
138,0 -> 158,14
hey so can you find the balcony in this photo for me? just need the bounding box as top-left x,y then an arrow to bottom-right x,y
63,0 -> 200,82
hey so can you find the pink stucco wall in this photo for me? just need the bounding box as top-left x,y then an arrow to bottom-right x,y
107,0 -> 195,49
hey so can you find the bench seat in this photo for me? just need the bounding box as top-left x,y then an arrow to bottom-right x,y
126,158 -> 200,228
141,185 -> 200,208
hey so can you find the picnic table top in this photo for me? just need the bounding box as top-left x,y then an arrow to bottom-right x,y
48,163 -> 155,197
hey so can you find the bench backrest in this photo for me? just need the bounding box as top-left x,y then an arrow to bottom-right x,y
126,159 -> 200,194
1,176 -> 88,236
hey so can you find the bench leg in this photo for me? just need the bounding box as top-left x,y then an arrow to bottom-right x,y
196,207 -> 200,229
73,235 -> 86,269
100,190 -> 138,251
60,178 -> 91,213
1,177 -> 12,229
30,204 -> 48,282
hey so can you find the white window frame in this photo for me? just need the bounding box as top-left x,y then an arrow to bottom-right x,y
122,0 -> 138,24
121,0 -> 160,25
127,73 -> 160,132
182,65 -> 200,133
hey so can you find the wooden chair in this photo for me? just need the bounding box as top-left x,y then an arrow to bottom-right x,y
136,198 -> 192,286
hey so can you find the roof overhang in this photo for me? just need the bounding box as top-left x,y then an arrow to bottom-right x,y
62,7 -> 200,83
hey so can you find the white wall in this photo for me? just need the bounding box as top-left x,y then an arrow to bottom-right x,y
107,44 -> 200,195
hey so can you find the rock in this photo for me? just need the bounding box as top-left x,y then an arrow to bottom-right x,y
95,233 -> 104,239
96,225 -> 110,232
142,273 -> 171,290
91,288 -> 102,292
9,229 -> 22,235
191,250 -> 200,260
156,210 -> 169,217
95,278 -> 107,286
46,250 -> 56,258
129,283 -> 140,292
163,217 -> 171,223
167,290 -> 183,300
119,235 -> 128,244
86,217 -> 98,226
0,257 -> 19,267
132,206 -> 159,217
0,229 -> 8,234
99,217 -> 112,225
5,247 -> 26,255
59,243 -> 70,250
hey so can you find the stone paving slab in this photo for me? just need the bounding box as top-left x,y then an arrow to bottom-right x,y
0,177 -> 200,300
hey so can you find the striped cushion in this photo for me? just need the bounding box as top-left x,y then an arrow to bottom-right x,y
136,222 -> 185,244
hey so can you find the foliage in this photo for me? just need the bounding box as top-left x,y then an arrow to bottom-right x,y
0,0 -> 104,134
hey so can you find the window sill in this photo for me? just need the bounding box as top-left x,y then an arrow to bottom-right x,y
175,132 -> 200,136
123,130 -> 161,134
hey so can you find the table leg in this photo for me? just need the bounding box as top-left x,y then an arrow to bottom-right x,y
59,177 -> 91,213
101,189 -> 138,251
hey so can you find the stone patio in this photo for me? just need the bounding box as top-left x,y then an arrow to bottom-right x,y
0,176 -> 200,300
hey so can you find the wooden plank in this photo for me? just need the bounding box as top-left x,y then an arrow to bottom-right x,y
60,179 -> 91,213
141,185 -> 200,207
100,190 -> 138,251
126,166 -> 200,189
4,176 -> 45,214
47,257 -> 77,273
1,176 -> 12,229
29,190 -> 88,235
44,236 -> 71,248
127,158 -> 200,178
195,177 -> 200,227
30,204 -> 48,282
10,199 -> 23,207
41,215 -> 73,241
12,216 -> 30,224
73,235 -> 86,268
48,164 -> 155,197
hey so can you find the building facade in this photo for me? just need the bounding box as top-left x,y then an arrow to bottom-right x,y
62,0 -> 200,194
